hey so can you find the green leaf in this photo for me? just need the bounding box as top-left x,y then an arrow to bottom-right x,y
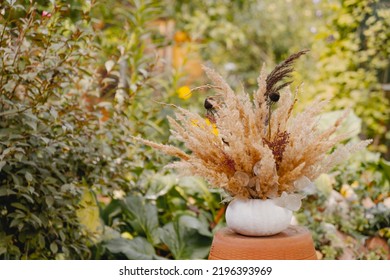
1,147 -> 14,158
178,176 -> 209,196
11,202 -> 29,213
0,187 -> 16,196
145,173 -> 176,199
0,161 -> 6,171
103,237 -> 164,260
121,195 -> 160,245
180,215 -> 213,238
38,234 -> 45,249
30,213 -> 42,226
100,199 -> 122,225
159,215 -> 212,259
50,242 -> 58,254
10,173 -> 22,185
20,72 -> 37,82
315,174 -> 333,197
50,108 -> 58,119
25,172 -> 33,182
76,188 -> 103,241
379,159 -> 390,182
317,110 -> 362,139
14,153 -> 24,161
9,218 -> 23,229
21,194 -> 34,204
45,196 -> 55,207
0,247 -> 6,256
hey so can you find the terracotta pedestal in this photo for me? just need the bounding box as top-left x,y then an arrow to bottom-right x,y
208,225 -> 317,260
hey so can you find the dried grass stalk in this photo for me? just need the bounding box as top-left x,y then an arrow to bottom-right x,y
135,51 -> 372,200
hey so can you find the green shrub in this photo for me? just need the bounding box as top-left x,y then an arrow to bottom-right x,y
304,0 -> 390,151
170,0 -> 317,90
0,0 -> 167,259
93,175 -> 223,260
296,112 -> 390,259
0,1 -> 102,259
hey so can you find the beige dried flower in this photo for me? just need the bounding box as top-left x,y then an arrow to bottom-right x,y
135,51 -> 372,200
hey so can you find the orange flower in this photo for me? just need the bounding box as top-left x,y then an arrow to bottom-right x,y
174,31 -> 190,43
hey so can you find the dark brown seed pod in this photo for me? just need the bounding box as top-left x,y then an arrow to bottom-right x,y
204,97 -> 214,110
204,96 -> 220,118
269,92 -> 280,102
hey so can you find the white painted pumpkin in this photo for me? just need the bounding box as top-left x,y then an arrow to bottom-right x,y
225,198 -> 292,236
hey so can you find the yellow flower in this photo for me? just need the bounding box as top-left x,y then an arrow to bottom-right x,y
191,118 -> 219,136
340,184 -> 357,201
121,232 -> 134,240
351,181 -> 359,189
177,86 -> 192,100
205,118 -> 219,136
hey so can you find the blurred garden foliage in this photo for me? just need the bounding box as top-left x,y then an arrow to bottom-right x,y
0,0 -> 389,259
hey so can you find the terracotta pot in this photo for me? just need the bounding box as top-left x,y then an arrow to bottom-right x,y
209,226 -> 317,260
225,198 -> 292,236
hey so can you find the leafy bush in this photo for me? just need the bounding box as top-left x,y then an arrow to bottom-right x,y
0,1 -> 100,259
296,112 -> 390,259
0,0 -> 177,258
0,0 -> 219,260
92,175 -> 224,260
170,0 -> 317,90
302,0 -> 390,151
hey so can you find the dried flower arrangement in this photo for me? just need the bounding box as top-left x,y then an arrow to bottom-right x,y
135,50 -> 372,210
